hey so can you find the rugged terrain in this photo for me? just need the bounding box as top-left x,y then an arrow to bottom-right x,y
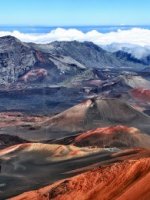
0,36 -> 150,115
9,149 -> 150,200
0,36 -> 150,199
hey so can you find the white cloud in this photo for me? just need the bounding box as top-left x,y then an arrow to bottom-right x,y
0,28 -> 150,47
102,43 -> 150,59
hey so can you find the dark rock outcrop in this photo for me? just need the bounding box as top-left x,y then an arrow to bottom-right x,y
0,36 -> 36,84
0,36 -> 149,86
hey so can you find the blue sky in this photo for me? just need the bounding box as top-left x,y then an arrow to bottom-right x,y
0,0 -> 150,25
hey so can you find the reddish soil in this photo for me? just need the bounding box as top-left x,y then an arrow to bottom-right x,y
0,112 -> 48,128
72,125 -> 150,148
131,88 -> 150,102
10,149 -> 150,200
20,68 -> 48,82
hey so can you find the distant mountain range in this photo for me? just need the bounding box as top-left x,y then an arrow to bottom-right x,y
0,35 -> 150,115
0,35 -> 150,86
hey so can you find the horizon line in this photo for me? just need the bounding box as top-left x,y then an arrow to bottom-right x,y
0,24 -> 150,27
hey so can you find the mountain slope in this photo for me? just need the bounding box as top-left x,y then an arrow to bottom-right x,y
72,125 -> 150,148
10,149 -> 150,200
131,88 -> 150,102
0,97 -> 149,141
0,36 -> 36,84
33,40 -> 150,70
39,98 -> 150,139
0,142 -> 115,199
0,36 -> 149,86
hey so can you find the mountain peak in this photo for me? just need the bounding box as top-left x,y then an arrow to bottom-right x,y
0,35 -> 21,44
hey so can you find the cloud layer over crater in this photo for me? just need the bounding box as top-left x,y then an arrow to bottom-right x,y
0,28 -> 150,47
